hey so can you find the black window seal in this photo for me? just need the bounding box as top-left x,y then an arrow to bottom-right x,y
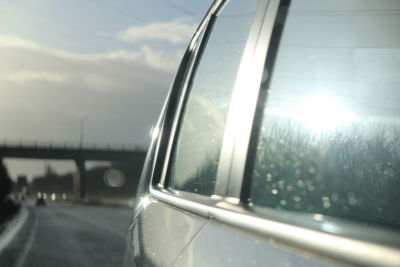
150,50 -> 192,187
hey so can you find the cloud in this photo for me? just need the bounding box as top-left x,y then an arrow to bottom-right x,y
3,72 -> 66,83
0,34 -> 177,147
0,35 -> 141,62
116,17 -> 197,45
0,35 -> 184,73
0,35 -> 40,50
141,45 -> 184,72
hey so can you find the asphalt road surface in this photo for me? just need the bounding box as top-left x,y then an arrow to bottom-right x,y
0,202 -> 132,267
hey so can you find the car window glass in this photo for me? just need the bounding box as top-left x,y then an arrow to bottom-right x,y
249,0 -> 400,228
169,0 -> 261,195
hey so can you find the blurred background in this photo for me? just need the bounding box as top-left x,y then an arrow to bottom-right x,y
0,0 -> 211,203
0,1 -> 211,266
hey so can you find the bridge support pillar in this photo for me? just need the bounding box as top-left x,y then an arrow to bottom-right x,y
74,159 -> 86,200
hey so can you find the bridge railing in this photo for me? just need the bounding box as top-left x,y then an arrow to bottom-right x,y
0,140 -> 146,152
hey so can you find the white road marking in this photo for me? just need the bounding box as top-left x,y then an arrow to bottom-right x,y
0,206 -> 28,254
13,208 -> 38,267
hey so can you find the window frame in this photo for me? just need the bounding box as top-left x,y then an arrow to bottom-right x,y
148,0 -> 225,191
161,12 -> 219,196
154,0 -> 269,200
148,0 -> 400,266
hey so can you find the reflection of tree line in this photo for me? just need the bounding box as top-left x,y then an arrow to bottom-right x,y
179,152 -> 218,195
252,118 -> 400,228
172,94 -> 225,196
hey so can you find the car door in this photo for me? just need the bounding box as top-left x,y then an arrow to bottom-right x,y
126,0 -> 400,266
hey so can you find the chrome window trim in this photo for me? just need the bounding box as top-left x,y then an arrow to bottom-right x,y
216,0 -> 281,197
150,187 -> 400,267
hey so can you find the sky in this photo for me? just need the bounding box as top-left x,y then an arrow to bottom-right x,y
0,0 -> 212,179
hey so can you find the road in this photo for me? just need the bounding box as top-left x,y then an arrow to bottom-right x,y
0,202 -> 133,267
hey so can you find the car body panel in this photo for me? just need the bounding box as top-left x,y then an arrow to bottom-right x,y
130,201 -> 205,267
173,220 -> 336,267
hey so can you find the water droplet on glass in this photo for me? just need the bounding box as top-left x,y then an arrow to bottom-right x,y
322,196 -> 331,208
323,202 -> 331,208
308,166 -> 316,174
348,196 -> 358,206
322,196 -> 330,202
292,160 -> 301,168
296,180 -> 304,187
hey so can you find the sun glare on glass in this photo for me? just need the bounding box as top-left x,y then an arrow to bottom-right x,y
269,94 -> 358,133
294,95 -> 358,133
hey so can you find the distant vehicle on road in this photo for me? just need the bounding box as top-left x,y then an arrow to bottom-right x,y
124,0 -> 400,266
35,196 -> 46,207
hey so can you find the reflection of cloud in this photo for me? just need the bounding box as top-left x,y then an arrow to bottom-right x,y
117,17 -> 197,45
0,34 -> 177,146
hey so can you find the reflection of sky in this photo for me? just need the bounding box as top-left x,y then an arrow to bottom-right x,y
266,0 -> 400,133
0,0 -> 212,179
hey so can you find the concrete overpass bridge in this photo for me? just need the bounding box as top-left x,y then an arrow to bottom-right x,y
0,141 -> 147,199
